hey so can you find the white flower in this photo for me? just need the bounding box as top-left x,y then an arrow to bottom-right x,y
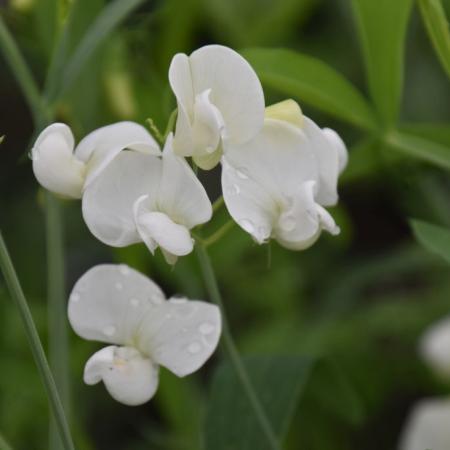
169,45 -> 265,170
82,134 -> 212,264
419,315 -> 450,379
399,397 -> 450,450
31,121 -> 160,198
68,264 -> 221,406
221,100 -> 347,250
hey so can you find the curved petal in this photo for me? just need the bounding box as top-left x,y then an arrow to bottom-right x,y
303,117 -> 340,207
82,151 -> 162,247
222,119 -> 318,243
135,210 -> 194,259
322,127 -> 348,174
84,346 -> 159,406
419,316 -> 450,378
399,397 -> 450,450
188,45 -> 265,145
136,298 -> 221,377
159,135 -> 212,228
68,264 -> 166,345
31,123 -> 85,198
168,53 -> 195,118
75,121 -> 161,188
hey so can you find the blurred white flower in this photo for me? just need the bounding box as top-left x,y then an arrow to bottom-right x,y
169,45 -> 265,170
68,264 -> 221,406
419,315 -> 450,379
31,121 -> 159,199
82,134 -> 212,264
399,397 -> 450,450
221,99 -> 347,250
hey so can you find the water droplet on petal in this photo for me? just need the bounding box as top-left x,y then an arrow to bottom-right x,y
130,298 -> 140,307
188,342 -> 201,354
280,214 -> 296,232
227,183 -> 240,195
170,296 -> 188,304
70,292 -> 80,302
103,325 -> 116,337
119,265 -> 130,276
239,219 -> 255,234
199,322 -> 215,335
115,282 -> 123,290
150,294 -> 163,305
236,167 -> 249,179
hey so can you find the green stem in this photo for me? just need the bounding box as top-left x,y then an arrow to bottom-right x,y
163,108 -> 178,140
45,193 -> 70,450
212,196 -> 224,214
203,220 -> 235,247
195,244 -> 281,450
0,431 -> 13,450
0,232 -> 75,450
0,16 -> 50,125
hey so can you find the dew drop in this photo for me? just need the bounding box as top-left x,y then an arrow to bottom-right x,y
227,184 -> 240,195
119,265 -> 130,276
130,298 -> 140,307
199,322 -> 215,335
115,282 -> 123,290
236,167 -> 249,180
103,325 -> 116,337
70,292 -> 80,302
150,294 -> 163,305
239,219 -> 255,234
188,342 -> 201,354
170,296 -> 188,304
280,215 -> 296,232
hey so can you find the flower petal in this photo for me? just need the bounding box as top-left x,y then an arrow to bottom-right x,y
82,151 -> 162,247
75,121 -> 161,188
159,134 -> 212,228
31,123 -> 85,198
419,315 -> 450,379
84,346 -> 159,406
136,298 -> 221,377
303,117 -> 340,207
399,397 -> 450,450
68,264 -> 165,345
322,127 -> 348,174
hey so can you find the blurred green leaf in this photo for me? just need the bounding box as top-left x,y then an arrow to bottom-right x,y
418,0 -> 450,79
204,355 -> 313,450
33,0 -> 60,62
0,431 -> 13,450
351,0 -> 414,125
385,129 -> 450,171
411,219 -> 450,264
241,48 -> 378,130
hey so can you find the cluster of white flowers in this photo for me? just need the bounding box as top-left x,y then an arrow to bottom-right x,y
31,45 -> 347,405
399,316 -> 450,449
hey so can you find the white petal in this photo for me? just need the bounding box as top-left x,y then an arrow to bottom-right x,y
274,181 -> 339,251
399,397 -> 450,450
84,346 -> 159,406
68,264 -> 165,345
303,117 -> 340,207
222,119 -> 318,243
136,298 -> 221,377
159,134 -> 212,227
419,316 -> 450,378
31,123 -> 85,198
134,210 -> 194,259
82,151 -> 162,247
75,121 -> 161,188
322,127 -> 348,174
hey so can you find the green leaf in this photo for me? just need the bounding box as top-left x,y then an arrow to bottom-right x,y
385,129 -> 450,171
410,219 -> 450,264
418,0 -> 450,79
241,48 -> 378,131
204,355 -> 313,450
351,0 -> 414,125
55,0 -> 145,100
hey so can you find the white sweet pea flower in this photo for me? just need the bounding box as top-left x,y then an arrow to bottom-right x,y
169,45 -> 265,170
399,397 -> 450,450
221,99 -> 347,250
82,134 -> 212,264
31,121 -> 160,199
419,315 -> 450,379
68,264 -> 221,406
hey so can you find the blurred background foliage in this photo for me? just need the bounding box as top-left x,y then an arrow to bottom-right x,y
0,0 -> 450,449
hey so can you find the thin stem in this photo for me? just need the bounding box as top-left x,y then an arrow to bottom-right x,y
0,431 -> 13,450
212,196 -> 224,214
195,244 -> 281,450
0,232 -> 75,450
0,16 -> 50,125
203,220 -> 235,247
45,193 -> 70,450
163,108 -> 178,140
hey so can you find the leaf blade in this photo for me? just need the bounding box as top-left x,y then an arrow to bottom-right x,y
410,219 -> 450,264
